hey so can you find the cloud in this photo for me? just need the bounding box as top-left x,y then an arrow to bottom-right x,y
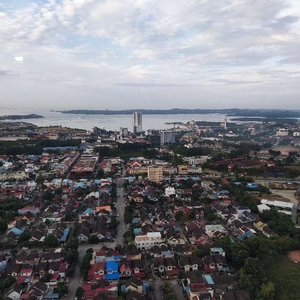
114,82 -> 194,87
0,0 -> 300,109
0,70 -> 19,76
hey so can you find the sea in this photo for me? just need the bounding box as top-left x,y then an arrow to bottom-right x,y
0,107 -> 230,131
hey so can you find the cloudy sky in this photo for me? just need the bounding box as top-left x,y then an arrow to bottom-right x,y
1,0 -> 300,110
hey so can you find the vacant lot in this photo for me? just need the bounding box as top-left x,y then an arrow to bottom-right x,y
288,250 -> 300,263
266,255 -> 300,300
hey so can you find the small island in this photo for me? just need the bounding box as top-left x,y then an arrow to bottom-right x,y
0,114 -> 43,121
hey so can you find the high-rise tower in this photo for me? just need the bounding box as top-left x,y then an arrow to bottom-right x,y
132,111 -> 143,133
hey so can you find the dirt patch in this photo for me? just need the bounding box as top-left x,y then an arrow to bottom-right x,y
288,251 -> 300,263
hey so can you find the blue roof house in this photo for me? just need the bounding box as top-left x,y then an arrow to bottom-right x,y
105,261 -> 119,280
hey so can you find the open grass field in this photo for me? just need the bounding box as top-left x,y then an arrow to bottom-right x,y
266,254 -> 300,300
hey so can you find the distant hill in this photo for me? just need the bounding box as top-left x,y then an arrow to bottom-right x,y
0,114 -> 43,120
59,108 -> 300,118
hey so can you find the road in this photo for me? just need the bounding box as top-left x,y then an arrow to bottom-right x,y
171,280 -> 186,300
115,178 -> 126,247
152,280 -> 163,300
151,280 -> 186,300
67,178 -> 126,299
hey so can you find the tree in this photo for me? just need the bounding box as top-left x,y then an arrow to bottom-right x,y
56,282 -> 68,297
239,258 -> 266,297
66,238 -> 79,250
109,216 -> 118,230
192,249 -> 204,258
75,287 -> 85,300
66,267 -> 75,278
124,207 -> 133,224
18,231 -> 31,243
88,235 -> 99,244
258,281 -> 275,300
43,235 -> 59,248
231,243 -> 250,266
41,273 -> 52,282
66,249 -> 79,264
0,219 -> 7,234
0,277 -> 16,294
175,211 -> 188,222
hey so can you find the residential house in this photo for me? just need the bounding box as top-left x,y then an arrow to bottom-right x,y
93,262 -> 106,280
77,222 -> 91,242
203,255 -> 229,273
105,261 -> 119,281
20,264 -> 34,277
120,260 -> 132,278
132,260 -> 145,278
28,281 -> 49,297
153,258 -> 165,276
179,255 -> 201,272
205,225 -> 227,238
164,257 -> 178,277
34,262 -> 48,279
125,277 -> 143,294
4,283 -> 23,300
18,206 -> 41,215
254,221 -> 273,238
7,263 -> 21,277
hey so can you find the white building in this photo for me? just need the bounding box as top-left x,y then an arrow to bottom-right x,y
257,204 -> 271,213
261,199 -> 294,216
165,186 -> 176,197
120,127 -> 129,137
133,112 -> 143,133
183,156 -> 211,165
276,128 -> 288,136
135,232 -> 164,250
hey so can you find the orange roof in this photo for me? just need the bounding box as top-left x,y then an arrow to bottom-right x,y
95,206 -> 111,212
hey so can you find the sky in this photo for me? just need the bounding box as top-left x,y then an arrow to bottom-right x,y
1,0 -> 300,110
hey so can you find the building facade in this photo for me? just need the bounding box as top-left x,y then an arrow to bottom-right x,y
148,166 -> 163,183
132,112 -> 143,133
120,127 -> 129,137
160,130 -> 176,145
135,232 -> 163,250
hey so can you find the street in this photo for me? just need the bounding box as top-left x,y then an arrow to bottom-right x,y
67,177 -> 126,299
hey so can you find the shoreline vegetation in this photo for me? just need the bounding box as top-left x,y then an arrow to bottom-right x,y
58,108 -> 300,118
0,114 -> 43,120
166,121 -> 227,126
231,117 -> 299,123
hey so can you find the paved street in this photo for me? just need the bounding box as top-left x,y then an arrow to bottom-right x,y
171,280 -> 186,300
115,178 -> 126,246
67,178 -> 126,299
151,280 -> 186,300
152,280 -> 163,300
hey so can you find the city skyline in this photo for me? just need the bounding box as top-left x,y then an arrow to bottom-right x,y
1,0 -> 300,109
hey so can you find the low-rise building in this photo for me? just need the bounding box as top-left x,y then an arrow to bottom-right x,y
135,232 -> 164,250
